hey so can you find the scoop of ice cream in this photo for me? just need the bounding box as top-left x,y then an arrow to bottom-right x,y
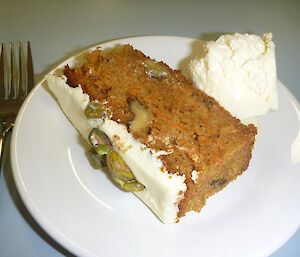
189,33 -> 278,121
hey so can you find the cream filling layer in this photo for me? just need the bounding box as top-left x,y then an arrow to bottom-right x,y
46,74 -> 187,224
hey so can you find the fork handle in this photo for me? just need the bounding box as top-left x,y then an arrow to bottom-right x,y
0,124 -> 13,172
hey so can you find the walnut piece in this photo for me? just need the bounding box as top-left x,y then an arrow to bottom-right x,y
129,100 -> 152,133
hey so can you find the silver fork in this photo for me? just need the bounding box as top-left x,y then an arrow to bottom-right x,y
0,42 -> 34,171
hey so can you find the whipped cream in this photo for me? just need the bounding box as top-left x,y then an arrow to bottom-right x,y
189,33 -> 278,121
46,74 -> 187,224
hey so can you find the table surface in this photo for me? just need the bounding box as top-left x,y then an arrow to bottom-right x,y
0,0 -> 299,256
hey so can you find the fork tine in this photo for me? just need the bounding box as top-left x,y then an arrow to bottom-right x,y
0,44 -> 5,99
17,42 -> 22,98
26,41 -> 34,95
8,42 -> 16,98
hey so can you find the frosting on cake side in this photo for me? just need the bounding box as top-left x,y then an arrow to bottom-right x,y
46,74 -> 187,224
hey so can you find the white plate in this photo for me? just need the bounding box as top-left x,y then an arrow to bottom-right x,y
11,36 -> 300,257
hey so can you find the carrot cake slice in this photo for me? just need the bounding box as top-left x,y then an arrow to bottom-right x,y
46,45 -> 257,223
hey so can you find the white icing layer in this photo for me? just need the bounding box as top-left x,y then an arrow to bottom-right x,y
189,33 -> 278,121
46,74 -> 187,224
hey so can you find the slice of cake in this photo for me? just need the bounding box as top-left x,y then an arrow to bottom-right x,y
46,45 -> 257,223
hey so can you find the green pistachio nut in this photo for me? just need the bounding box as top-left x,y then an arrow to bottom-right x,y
88,150 -> 107,169
122,180 -> 145,192
111,175 -> 145,192
88,128 -> 112,155
143,59 -> 168,79
106,151 -> 135,181
84,101 -> 105,119
106,151 -> 145,192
